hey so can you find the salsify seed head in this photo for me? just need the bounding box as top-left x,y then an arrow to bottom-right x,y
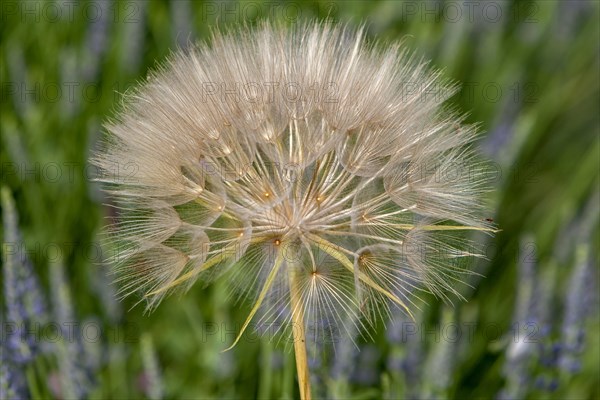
93,21 -> 493,342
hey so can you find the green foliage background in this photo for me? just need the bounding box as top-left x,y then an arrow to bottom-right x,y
1,1 -> 598,399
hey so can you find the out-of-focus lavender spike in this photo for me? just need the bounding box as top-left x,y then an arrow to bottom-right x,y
350,344 -> 380,386
122,0 -> 147,74
80,317 -> 105,374
523,235 -> 558,333
421,307 -> 458,398
570,188 -> 599,319
50,260 -> 76,332
81,0 -> 111,81
557,0 -> 593,37
53,340 -> 78,400
530,192 -> 598,383
552,189 -> 598,264
329,321 -> 358,380
170,0 -> 194,49
306,318 -> 327,399
558,244 -> 597,373
0,362 -> 24,400
140,333 -> 164,400
501,233 -> 565,399
88,262 -> 122,324
482,99 -> 519,163
552,216 -> 581,264
2,187 -> 48,364
482,121 -> 512,159
513,235 -> 537,324
499,235 -> 540,400
0,352 -> 10,400
385,307 -> 424,399
328,315 -> 359,399
49,260 -> 93,399
1,320 -> 27,400
2,187 -> 50,399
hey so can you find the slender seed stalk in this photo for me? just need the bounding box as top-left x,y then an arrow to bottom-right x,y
288,251 -> 312,400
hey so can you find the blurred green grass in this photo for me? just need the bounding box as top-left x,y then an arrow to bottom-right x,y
1,1 -> 599,399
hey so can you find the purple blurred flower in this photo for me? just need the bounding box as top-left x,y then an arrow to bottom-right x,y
558,244 -> 597,373
49,260 -> 94,399
140,333 -> 164,400
2,187 -> 48,364
1,187 -> 49,399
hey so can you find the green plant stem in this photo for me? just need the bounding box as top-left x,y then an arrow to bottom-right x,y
288,255 -> 312,400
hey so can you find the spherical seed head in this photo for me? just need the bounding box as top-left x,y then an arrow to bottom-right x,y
93,21 -> 492,339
